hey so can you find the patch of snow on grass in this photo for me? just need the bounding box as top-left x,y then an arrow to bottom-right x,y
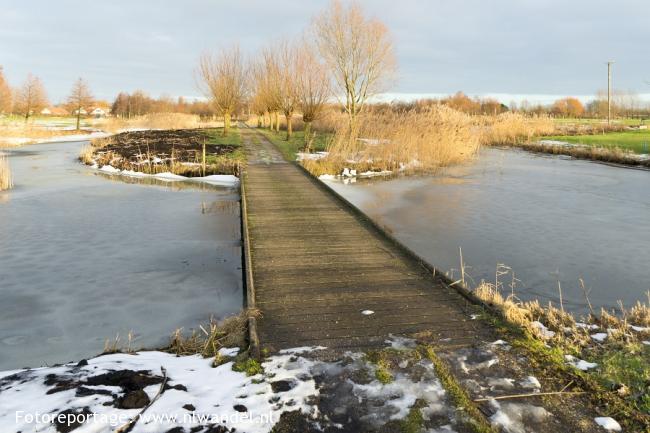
591,333 -> 608,342
488,399 -> 552,433
531,321 -> 555,339
565,355 -> 598,371
352,360 -> 448,424
594,416 -> 622,431
630,325 -> 650,332
518,376 -> 541,391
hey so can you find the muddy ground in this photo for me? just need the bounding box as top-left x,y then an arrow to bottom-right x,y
89,129 -> 242,176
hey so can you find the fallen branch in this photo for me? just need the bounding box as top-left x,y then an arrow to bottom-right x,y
474,389 -> 585,402
116,366 -> 168,433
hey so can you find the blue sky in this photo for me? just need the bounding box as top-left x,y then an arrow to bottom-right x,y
1,0 -> 649,103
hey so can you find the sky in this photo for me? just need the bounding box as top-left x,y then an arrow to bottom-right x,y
1,0 -> 649,104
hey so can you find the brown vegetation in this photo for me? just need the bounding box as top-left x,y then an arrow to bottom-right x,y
0,156 -> 13,190
0,66 -> 11,114
303,106 -> 480,175
479,112 -> 556,145
95,112 -> 202,133
13,73 -> 48,121
85,128 -> 242,176
551,97 -> 585,118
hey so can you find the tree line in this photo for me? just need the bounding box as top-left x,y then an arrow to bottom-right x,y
196,0 -> 396,146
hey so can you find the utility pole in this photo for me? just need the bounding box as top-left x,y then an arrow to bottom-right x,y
606,61 -> 615,125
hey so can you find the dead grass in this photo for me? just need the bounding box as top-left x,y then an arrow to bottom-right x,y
511,141 -> 650,168
304,106 -> 481,175
0,156 -> 12,190
166,309 -> 261,364
95,113 -> 204,133
0,124 -> 90,147
479,112 -> 556,145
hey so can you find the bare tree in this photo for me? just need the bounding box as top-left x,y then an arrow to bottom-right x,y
295,41 -> 330,150
314,0 -> 396,137
254,48 -> 282,132
67,78 -> 94,130
14,73 -> 48,121
276,41 -> 300,140
0,66 -> 12,114
198,46 -> 247,135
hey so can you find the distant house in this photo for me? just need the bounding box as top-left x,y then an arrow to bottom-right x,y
40,107 -> 69,116
90,107 -> 108,118
72,108 -> 88,116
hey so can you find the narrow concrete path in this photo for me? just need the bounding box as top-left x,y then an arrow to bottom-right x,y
242,128 -> 480,353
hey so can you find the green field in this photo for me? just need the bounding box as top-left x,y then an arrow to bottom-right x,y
256,129 -> 331,161
553,117 -> 648,127
546,130 -> 650,154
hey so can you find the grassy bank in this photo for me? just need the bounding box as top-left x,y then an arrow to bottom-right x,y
470,277 -> 650,427
256,128 -> 330,161
83,127 -> 244,176
546,130 -> 650,154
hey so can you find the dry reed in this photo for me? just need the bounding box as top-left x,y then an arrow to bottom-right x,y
479,112 -> 556,145
167,309 -> 260,363
0,156 -> 13,190
304,106 -> 481,175
95,113 -> 203,133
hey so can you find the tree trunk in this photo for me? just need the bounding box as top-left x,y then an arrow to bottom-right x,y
76,110 -> 81,131
274,112 -> 280,132
223,112 -> 231,136
285,112 -> 293,140
303,121 -> 312,151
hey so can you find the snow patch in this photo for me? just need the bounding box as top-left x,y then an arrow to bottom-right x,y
488,399 -> 552,433
0,350 -> 320,433
565,355 -> 598,371
591,333 -> 608,342
531,321 -> 555,339
594,416 -> 622,431
518,376 -> 541,391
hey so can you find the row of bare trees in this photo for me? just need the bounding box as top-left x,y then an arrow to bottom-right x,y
197,0 -> 397,147
0,67 -> 95,130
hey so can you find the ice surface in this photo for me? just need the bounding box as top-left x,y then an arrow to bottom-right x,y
0,141 -> 242,370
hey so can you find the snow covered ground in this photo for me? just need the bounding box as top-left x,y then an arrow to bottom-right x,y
0,340 -> 466,433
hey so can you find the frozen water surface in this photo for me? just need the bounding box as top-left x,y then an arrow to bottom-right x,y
0,140 -> 242,370
325,148 -> 650,312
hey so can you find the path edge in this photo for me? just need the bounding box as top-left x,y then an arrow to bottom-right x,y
240,169 -> 261,359
291,161 -> 491,312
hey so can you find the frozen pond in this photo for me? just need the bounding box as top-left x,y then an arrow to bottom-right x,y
325,148 -> 650,313
0,141 -> 242,370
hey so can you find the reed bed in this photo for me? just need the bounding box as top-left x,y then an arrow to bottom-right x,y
303,106 -> 481,175
479,112 -> 556,145
95,113 -> 204,133
167,309 -> 261,366
0,156 -> 12,190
